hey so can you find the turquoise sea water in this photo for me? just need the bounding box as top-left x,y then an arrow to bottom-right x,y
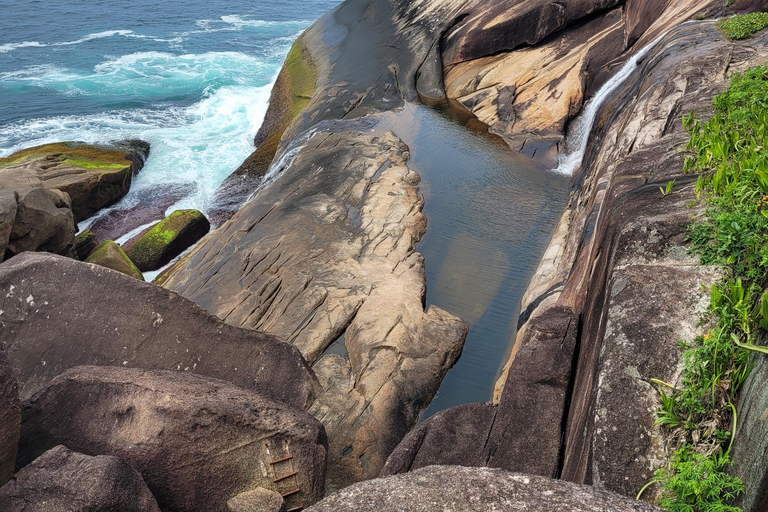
0,0 -> 340,214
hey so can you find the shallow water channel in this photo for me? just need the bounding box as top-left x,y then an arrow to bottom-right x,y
373,104 -> 570,418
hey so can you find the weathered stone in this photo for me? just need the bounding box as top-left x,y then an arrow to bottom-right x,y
85,240 -> 144,280
162,131 -> 466,488
0,349 -> 20,486
18,367 -> 327,512
0,172 -> 76,260
0,252 -> 318,411
72,229 -> 98,261
125,209 -> 210,272
383,306 -> 578,478
307,466 -> 664,512
227,488 -> 286,512
0,445 -> 160,512
0,141 -> 149,222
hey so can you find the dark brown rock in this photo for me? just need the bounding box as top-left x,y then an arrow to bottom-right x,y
0,445 -> 160,512
382,306 -> 578,478
125,209 -> 210,272
0,252 -> 318,411
307,466 -> 664,512
0,349 -> 20,486
18,366 -> 327,512
85,240 -> 144,280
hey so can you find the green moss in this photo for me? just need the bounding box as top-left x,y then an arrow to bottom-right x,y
127,209 -> 207,270
85,240 -> 144,281
0,142 -> 134,169
718,12 -> 768,40
282,36 -> 318,122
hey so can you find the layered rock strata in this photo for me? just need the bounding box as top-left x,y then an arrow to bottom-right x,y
0,252 -> 317,410
17,366 -> 328,512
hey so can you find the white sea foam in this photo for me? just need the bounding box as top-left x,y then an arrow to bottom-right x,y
0,30 -> 179,54
554,30 -> 673,176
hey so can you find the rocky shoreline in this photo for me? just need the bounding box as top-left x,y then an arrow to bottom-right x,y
2,0 -> 768,511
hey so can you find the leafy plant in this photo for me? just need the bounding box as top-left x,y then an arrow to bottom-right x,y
718,12 -> 768,40
661,180 -> 676,196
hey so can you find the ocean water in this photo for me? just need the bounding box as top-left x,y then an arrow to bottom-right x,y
0,0 -> 341,215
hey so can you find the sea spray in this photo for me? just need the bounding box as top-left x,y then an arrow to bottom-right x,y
555,30 -> 675,176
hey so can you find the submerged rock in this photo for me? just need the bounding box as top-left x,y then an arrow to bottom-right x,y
0,252 -> 318,411
0,141 -> 149,223
85,240 -> 144,280
125,209 -> 210,272
0,349 -> 20,486
18,366 -> 328,511
0,445 -> 160,512
306,465 -> 664,511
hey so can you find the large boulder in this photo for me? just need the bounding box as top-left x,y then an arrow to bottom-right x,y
17,366 -> 327,512
0,171 -> 77,261
0,141 -> 149,222
306,466 -> 664,511
0,445 -> 160,512
0,252 -> 318,411
125,209 -> 210,271
0,349 -> 20,486
72,229 -> 98,261
227,488 -> 286,512
85,240 -> 144,280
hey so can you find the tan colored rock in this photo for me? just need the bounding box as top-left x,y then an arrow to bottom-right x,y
161,131 -> 467,489
227,488 -> 286,512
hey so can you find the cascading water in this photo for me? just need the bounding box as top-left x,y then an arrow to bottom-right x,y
555,30 -> 673,176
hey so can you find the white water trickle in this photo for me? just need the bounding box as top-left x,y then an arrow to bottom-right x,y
555,30 -> 673,176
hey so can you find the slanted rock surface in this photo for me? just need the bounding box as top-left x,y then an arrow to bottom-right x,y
307,466 -> 664,512
72,229 -> 98,261
18,367 -> 327,512
161,131 -> 467,488
0,349 -> 20,486
0,445 -> 160,512
0,141 -> 149,222
85,240 -> 144,280
0,252 -> 317,411
125,209 -> 210,272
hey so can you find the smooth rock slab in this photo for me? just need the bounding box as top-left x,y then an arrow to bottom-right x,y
0,348 -> 20,486
306,466 -> 664,512
18,366 -> 327,512
0,445 -> 160,512
0,252 -> 318,411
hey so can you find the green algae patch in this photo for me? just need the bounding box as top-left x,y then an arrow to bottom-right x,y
126,209 -> 210,272
73,229 -> 98,261
283,36 -> 318,122
85,240 -> 144,281
0,142 -> 134,169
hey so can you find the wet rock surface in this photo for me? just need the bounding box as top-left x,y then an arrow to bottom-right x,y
0,445 -> 160,512
307,465 -> 664,512
0,348 -> 20,486
162,131 -> 467,488
0,252 -> 317,410
18,366 -> 327,512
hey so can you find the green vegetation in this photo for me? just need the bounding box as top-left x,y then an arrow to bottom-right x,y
127,209 -> 207,271
86,240 -> 144,281
646,66 -> 768,511
0,142 -> 134,170
282,36 -> 318,122
718,12 -> 768,40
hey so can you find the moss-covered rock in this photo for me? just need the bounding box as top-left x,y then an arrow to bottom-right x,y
0,141 -> 150,222
72,229 -> 98,261
85,240 -> 144,281
125,210 -> 210,271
